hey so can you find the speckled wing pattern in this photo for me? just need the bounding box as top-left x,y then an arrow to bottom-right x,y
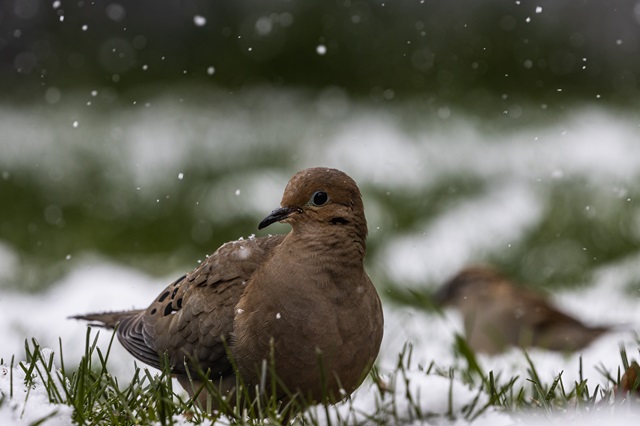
116,234 -> 285,377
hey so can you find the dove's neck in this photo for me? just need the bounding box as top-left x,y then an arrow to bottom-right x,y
284,226 -> 367,266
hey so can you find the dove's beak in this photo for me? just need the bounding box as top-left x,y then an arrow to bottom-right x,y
258,206 -> 300,230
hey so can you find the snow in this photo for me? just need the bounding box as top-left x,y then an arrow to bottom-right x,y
310,371 -> 513,425
1,255 -> 638,424
0,349 -> 73,426
0,259 -> 162,379
1,99 -> 640,423
381,183 -> 544,287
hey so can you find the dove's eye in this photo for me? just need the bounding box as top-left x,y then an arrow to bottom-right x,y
311,191 -> 329,206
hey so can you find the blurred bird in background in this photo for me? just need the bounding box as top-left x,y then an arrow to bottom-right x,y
435,266 -> 609,354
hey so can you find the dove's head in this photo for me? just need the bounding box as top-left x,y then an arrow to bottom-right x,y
258,167 -> 367,240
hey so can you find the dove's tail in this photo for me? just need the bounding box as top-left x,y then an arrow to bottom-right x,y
69,310 -> 144,329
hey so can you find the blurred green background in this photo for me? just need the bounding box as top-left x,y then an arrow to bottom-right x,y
1,0 -> 640,296
3,0 -> 640,104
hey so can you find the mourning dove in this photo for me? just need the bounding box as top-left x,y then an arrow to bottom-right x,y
435,266 -> 608,354
72,167 -> 384,411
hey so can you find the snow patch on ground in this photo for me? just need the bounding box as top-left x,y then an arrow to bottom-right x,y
380,183 -> 544,287
0,348 -> 73,426
0,258 -> 638,424
0,258 -> 165,379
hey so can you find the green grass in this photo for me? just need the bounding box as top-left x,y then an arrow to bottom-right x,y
2,330 -> 639,425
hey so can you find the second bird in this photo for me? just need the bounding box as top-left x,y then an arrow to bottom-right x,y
435,266 -> 609,354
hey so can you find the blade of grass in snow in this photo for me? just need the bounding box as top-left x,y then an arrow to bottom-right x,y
3,329 -> 640,425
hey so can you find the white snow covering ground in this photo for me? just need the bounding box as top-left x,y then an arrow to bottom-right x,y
1,98 -> 640,424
